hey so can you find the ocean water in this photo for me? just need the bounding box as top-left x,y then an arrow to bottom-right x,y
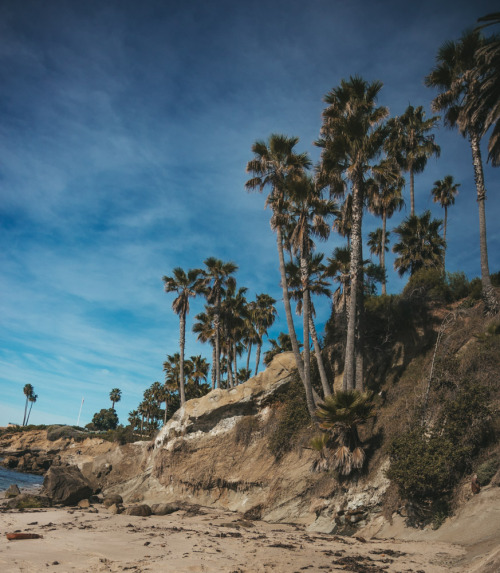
0,464 -> 44,493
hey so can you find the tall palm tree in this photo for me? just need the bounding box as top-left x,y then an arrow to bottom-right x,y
220,282 -> 248,386
333,194 -> 353,246
163,267 -> 204,406
326,246 -> 351,316
431,175 -> 460,269
317,76 -> 388,391
426,30 -> 499,313
367,228 -> 389,270
367,157 -> 405,294
193,307 -> 217,388
392,210 -> 445,277
22,383 -> 34,426
128,410 -> 141,432
109,388 -> 122,410
163,353 -> 182,420
246,133 -> 312,401
386,104 -> 440,216
243,300 -> 260,374
473,13 -> 500,165
252,293 -> 277,376
201,258 -> 238,390
282,175 -> 337,409
286,254 -> 333,397
25,393 -> 37,425
189,355 -> 210,387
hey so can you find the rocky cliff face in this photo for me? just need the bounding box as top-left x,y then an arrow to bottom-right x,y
1,353 -> 390,533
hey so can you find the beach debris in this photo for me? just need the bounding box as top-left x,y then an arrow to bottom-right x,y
6,532 -> 43,540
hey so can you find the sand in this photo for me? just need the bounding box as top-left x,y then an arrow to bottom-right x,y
0,504 -> 470,573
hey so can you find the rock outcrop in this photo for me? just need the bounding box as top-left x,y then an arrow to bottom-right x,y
43,465 -> 93,505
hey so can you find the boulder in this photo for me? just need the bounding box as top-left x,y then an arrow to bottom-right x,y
43,465 -> 93,506
108,503 -> 123,514
5,484 -> 21,498
103,493 -> 123,508
78,499 -> 90,508
7,493 -> 51,509
150,502 -> 183,515
123,504 -> 152,516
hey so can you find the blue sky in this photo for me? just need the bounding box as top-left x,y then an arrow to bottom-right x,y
1,0 -> 499,427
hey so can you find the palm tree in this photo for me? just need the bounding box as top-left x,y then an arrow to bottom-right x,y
367,228 -> 389,273
245,133 -> 312,403
163,267 -> 204,406
201,258 -> 238,390
426,30 -> 498,313
109,388 -> 122,410
326,246 -> 351,316
25,393 -> 37,425
192,308 -> 217,388
386,104 -> 440,216
367,158 -> 405,294
242,300 -> 260,374
392,210 -> 445,277
220,282 -> 248,386
431,175 -> 460,269
317,76 -> 388,391
22,383 -> 33,426
189,355 -> 209,387
315,390 -> 374,475
263,332 -> 299,366
286,254 -> 333,398
473,13 -> 500,165
284,175 -> 337,406
128,410 -> 141,432
252,293 -> 277,376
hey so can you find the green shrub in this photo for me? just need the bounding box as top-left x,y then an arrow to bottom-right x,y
469,278 -> 483,300
387,382 -> 492,509
446,271 -> 470,301
91,408 -> 118,431
267,375 -> 311,460
403,267 -> 449,303
476,458 -> 500,486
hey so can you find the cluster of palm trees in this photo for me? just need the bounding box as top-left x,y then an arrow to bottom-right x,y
127,354 -> 213,435
21,383 -> 37,426
161,259 -> 278,407
242,14 -> 499,422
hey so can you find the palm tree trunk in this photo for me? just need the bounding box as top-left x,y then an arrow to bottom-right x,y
344,181 -> 363,391
300,246 -> 316,417
443,205 -> 447,272
381,210 -> 387,295
233,343 -> 238,385
355,288 -> 365,392
254,341 -> 262,376
226,349 -> 234,387
23,398 -> 29,426
179,314 -> 187,406
246,341 -> 252,372
276,225 -> 305,380
26,402 -> 34,425
470,132 -> 498,313
163,399 -> 168,425
410,165 -> 415,217
211,342 -> 217,389
309,312 -> 332,397
214,297 -> 222,388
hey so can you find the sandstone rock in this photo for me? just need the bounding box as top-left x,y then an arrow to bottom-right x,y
150,502 -> 183,515
7,493 -> 51,509
107,503 -> 123,514
43,465 -> 93,506
78,499 -> 90,508
5,484 -> 21,498
103,494 -> 123,507
123,504 -> 152,516
3,456 -> 19,469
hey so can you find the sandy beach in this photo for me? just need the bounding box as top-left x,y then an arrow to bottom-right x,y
0,503 -> 470,573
